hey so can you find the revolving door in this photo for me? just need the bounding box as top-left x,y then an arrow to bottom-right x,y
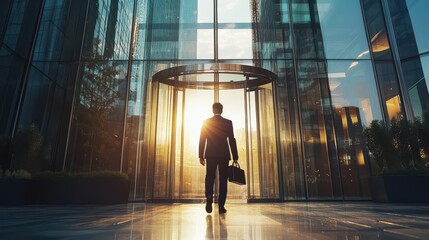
147,64 -> 280,201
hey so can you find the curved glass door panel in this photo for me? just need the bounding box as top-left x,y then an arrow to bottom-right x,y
245,83 -> 279,199
257,83 -> 279,199
174,89 -> 213,198
152,83 -> 175,198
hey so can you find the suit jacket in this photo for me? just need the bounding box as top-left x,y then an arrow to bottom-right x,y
199,115 -> 238,161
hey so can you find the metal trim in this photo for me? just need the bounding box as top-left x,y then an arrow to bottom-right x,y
152,64 -> 278,88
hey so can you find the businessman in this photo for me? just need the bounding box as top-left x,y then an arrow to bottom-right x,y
199,102 -> 238,214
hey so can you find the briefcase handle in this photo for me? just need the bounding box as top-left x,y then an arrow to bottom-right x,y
231,161 -> 241,169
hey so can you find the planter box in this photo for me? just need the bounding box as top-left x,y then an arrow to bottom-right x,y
35,179 -> 130,204
0,179 -> 34,205
370,175 -> 429,203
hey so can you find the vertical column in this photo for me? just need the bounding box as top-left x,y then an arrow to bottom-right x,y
120,0 -> 138,172
244,77 -> 251,197
213,0 -> 219,102
169,86 -> 178,199
214,72 -> 219,102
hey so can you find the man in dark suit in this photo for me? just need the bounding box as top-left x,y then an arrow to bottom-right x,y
199,102 -> 238,214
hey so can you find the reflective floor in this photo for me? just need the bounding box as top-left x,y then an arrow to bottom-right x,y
1,202 -> 429,239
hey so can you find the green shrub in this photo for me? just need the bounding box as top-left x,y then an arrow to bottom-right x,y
415,113 -> 429,163
35,170 -> 128,181
0,169 -> 32,179
364,120 -> 398,174
364,115 -> 429,175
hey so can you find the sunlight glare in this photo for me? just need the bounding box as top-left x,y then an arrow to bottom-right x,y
183,91 -> 213,154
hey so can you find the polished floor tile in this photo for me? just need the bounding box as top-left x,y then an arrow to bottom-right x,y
1,202 -> 429,239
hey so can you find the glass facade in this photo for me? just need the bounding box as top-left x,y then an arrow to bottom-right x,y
1,0 -> 428,201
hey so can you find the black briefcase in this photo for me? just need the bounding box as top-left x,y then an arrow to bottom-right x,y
228,162 -> 246,185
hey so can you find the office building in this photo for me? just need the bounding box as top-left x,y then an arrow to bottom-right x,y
1,0 -> 428,201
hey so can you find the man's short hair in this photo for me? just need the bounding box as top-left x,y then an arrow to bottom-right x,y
212,102 -> 223,114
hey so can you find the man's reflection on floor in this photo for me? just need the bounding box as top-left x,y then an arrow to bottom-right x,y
219,214 -> 228,237
205,214 -> 228,239
206,215 -> 213,239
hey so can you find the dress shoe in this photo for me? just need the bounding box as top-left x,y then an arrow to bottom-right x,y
205,197 -> 213,213
219,207 -> 227,214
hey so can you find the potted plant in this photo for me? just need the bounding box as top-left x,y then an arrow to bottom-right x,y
363,114 -> 429,202
34,170 -> 130,204
0,169 -> 33,205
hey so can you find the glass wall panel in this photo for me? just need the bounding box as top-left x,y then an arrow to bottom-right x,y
328,60 -> 382,125
327,60 -> 381,199
33,0 -> 87,62
66,61 -> 127,172
16,65 -> 73,171
44,77 -> 69,170
388,0 -> 429,119
275,60 -> 306,200
218,0 -> 251,23
421,55 -> 429,110
218,0 -> 252,60
402,55 -> 429,118
257,1 -> 293,61
0,0 -> 13,35
18,67 -> 51,128
133,0 -> 150,60
404,0 -> 429,55
145,0 -> 212,61
82,0 -> 133,60
2,0 -> 43,58
0,0 -> 34,148
291,0 -> 326,59
292,0 -> 369,60
32,0 -> 88,171
124,59 -> 150,200
146,1 -> 179,60
218,29 -> 252,60
12,66 -> 52,172
387,0 -> 420,60
374,61 -> 403,120
362,0 -> 403,121
296,60 -> 338,199
196,29 -> 214,60
315,0 -> 370,60
0,48 -> 25,134
362,0 -> 393,60
178,4 -> 197,59
1,0 -> 87,171
197,0 -> 213,23
178,0 -> 212,60
195,0 -> 214,60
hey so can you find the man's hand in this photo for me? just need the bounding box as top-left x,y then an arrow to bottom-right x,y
199,158 -> 205,166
